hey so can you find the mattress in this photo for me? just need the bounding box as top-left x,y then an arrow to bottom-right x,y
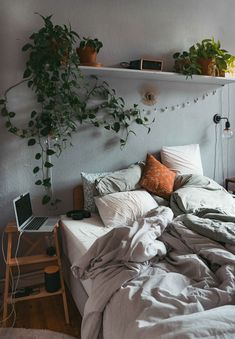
60,214 -> 110,295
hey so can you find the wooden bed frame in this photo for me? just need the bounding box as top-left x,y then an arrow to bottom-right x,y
73,185 -> 84,210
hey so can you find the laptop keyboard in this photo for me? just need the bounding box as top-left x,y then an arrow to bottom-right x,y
24,217 -> 48,230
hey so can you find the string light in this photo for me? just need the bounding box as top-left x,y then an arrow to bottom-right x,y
151,89 -> 217,113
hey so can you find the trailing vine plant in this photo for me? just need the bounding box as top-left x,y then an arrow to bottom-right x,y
0,14 -> 153,206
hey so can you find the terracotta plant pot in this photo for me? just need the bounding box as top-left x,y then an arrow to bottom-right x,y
76,46 -> 101,66
198,58 -> 218,76
218,70 -> 225,77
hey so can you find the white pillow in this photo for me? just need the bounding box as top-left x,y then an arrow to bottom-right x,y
160,144 -> 203,175
94,190 -> 158,228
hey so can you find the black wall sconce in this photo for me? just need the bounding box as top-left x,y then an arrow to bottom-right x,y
213,114 -> 233,139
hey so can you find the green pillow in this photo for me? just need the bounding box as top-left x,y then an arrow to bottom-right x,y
95,162 -> 144,196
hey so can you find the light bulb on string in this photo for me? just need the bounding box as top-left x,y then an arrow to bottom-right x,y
222,120 -> 234,139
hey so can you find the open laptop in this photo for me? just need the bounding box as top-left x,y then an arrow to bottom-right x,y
13,192 -> 58,232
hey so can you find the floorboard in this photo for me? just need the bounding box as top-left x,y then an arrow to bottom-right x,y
1,290 -> 82,338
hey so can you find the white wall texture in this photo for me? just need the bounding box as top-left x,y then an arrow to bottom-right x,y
1,0 -> 235,277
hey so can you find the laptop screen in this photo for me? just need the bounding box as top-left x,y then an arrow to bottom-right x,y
14,193 -> 33,228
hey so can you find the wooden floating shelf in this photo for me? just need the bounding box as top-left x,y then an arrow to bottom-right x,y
79,66 -> 235,86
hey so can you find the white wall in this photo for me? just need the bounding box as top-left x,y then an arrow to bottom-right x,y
1,0 -> 235,273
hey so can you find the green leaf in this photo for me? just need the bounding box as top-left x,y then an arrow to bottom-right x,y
9,127 -> 18,133
119,97 -> 125,105
135,118 -> 143,124
33,166 -> 40,174
113,122 -> 120,133
35,180 -> 42,185
22,129 -> 27,135
37,94 -> 44,102
0,99 -> 6,105
22,43 -> 33,51
28,120 -> 34,127
89,113 -> 96,119
23,68 -> 32,78
43,178 -> 51,187
42,195 -> 51,205
27,80 -> 33,88
173,52 -> 180,59
28,138 -> 36,146
31,110 -> 37,118
46,149 -> 55,156
35,153 -> 41,160
44,161 -> 53,168
40,127 -> 51,136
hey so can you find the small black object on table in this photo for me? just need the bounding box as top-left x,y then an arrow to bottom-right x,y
66,209 -> 91,220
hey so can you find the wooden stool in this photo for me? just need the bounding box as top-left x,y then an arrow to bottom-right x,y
2,222 -> 69,326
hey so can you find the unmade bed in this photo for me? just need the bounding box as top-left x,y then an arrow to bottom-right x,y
61,172 -> 235,339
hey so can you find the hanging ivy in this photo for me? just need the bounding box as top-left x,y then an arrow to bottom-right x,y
0,14 -> 153,206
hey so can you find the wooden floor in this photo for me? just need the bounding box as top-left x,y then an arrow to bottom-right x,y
2,289 -> 82,338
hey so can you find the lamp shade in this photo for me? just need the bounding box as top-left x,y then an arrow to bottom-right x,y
213,114 -> 233,139
222,128 -> 234,139
222,120 -> 233,139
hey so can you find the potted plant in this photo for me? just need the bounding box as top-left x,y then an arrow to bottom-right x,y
76,37 -> 103,66
173,38 -> 234,77
194,38 -> 232,76
173,47 -> 201,77
0,14 -> 153,206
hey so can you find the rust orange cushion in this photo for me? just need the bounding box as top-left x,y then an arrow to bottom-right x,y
139,154 -> 176,199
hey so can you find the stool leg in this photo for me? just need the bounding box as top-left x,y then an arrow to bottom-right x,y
54,225 -> 69,324
3,232 -> 13,326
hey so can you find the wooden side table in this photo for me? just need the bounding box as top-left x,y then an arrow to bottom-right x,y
225,177 -> 235,191
2,222 -> 69,326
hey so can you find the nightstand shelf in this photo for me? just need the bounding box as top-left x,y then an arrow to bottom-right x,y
7,284 -> 63,303
9,254 -> 58,266
2,222 -> 69,326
